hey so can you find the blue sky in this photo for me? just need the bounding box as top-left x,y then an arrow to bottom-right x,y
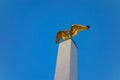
0,0 -> 120,80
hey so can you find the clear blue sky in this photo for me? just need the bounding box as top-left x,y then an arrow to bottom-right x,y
0,0 -> 120,80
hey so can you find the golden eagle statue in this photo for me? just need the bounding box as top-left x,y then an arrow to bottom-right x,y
56,24 -> 90,43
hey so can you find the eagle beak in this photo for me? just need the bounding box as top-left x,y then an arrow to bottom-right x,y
86,25 -> 90,29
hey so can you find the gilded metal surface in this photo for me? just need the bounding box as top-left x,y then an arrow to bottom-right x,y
56,24 -> 90,43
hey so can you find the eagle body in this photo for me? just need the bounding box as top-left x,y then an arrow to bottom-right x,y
56,30 -> 71,43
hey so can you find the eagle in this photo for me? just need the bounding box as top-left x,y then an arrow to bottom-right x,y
56,24 -> 90,43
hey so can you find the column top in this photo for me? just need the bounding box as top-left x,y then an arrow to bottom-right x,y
59,39 -> 78,48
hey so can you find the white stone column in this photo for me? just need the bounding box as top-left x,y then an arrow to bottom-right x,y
54,39 -> 77,80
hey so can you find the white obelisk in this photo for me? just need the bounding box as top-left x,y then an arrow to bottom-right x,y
54,39 -> 77,80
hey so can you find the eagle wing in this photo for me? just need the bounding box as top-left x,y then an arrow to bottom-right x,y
70,24 -> 89,37
56,31 -> 66,43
